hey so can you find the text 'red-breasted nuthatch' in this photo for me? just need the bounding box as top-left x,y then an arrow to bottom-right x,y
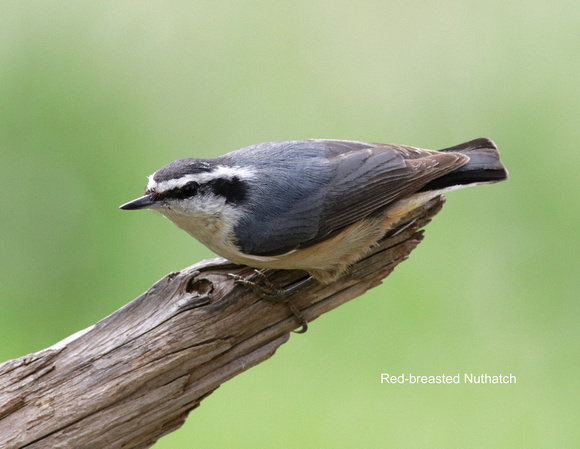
120,138 -> 507,330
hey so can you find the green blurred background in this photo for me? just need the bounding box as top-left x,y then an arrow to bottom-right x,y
1,1 -> 578,447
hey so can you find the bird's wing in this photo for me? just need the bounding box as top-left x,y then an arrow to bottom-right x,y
235,140 -> 467,256
312,139 -> 467,238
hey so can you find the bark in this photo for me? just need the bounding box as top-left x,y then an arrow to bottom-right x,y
0,197 -> 445,449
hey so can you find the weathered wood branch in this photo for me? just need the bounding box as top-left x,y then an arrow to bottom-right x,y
0,197 -> 445,449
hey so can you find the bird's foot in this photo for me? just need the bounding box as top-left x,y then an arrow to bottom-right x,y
228,270 -> 316,333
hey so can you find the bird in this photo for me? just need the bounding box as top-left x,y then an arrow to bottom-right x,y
120,137 -> 508,331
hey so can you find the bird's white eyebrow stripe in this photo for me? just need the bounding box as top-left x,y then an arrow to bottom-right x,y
148,166 -> 256,193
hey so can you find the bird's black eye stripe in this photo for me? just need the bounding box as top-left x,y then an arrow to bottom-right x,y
208,176 -> 248,204
149,177 -> 248,204
151,181 -> 200,201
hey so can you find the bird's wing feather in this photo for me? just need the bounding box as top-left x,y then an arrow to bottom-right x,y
235,140 -> 467,256
314,140 -> 467,236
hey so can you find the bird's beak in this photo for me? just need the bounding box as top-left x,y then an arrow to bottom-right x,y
119,194 -> 157,210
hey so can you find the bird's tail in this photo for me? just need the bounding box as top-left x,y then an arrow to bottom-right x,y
420,138 -> 508,191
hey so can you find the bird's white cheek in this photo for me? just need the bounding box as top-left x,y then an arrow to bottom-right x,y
155,196 -> 245,257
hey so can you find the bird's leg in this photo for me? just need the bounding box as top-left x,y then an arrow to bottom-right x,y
228,269 -> 316,333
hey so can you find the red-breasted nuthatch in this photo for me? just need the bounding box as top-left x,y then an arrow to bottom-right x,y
120,138 -> 507,330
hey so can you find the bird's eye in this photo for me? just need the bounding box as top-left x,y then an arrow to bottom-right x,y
180,182 -> 198,197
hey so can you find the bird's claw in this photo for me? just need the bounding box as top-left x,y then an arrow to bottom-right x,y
228,270 -> 309,333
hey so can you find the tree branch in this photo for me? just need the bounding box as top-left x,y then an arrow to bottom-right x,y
0,196 -> 445,449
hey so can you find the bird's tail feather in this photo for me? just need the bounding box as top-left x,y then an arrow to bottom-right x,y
420,138 -> 508,191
